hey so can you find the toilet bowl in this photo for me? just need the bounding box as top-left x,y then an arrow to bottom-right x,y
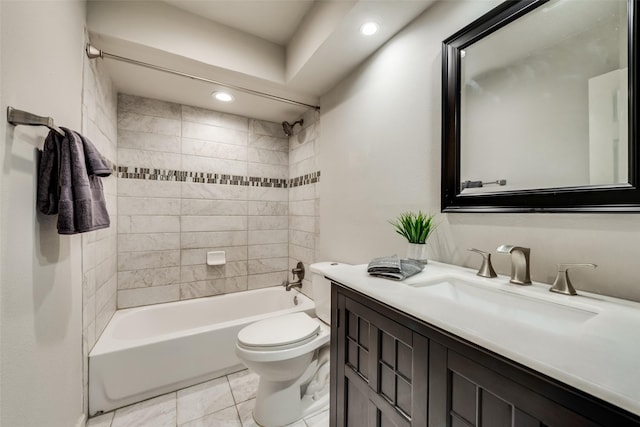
235,262 -> 337,427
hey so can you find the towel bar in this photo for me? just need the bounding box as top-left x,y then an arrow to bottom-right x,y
461,179 -> 507,190
7,106 -> 64,136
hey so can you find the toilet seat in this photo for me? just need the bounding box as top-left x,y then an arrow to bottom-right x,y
236,315 -> 330,363
237,312 -> 321,351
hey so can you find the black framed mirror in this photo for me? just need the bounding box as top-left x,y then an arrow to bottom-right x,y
442,0 -> 639,212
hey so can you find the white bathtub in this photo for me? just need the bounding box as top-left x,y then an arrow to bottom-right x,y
89,287 -> 315,415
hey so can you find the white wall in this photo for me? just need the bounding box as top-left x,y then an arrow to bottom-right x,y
0,1 -> 86,426
319,0 -> 640,302
0,0 -> 4,416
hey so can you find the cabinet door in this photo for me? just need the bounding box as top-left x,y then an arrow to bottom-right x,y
332,288 -> 429,427
429,343 -> 601,427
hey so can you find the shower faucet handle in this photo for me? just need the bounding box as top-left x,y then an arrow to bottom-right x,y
291,262 -> 305,281
468,248 -> 497,278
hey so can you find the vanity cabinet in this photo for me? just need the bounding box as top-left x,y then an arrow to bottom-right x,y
330,283 -> 640,427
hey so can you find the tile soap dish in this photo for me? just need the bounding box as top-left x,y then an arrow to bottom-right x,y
207,251 -> 226,266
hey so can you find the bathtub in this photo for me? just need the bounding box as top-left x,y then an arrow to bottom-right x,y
89,287 -> 315,415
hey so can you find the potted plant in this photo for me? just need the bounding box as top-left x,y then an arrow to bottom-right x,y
389,211 -> 437,264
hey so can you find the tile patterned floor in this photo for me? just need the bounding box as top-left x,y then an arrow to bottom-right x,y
86,369 -> 329,427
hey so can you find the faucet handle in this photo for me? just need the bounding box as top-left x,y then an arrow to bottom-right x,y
468,248 -> 497,278
291,261 -> 305,281
550,263 -> 597,295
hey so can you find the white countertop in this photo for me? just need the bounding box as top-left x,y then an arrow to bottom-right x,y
314,261 -> 640,417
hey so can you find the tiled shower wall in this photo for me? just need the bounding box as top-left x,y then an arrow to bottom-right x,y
288,109 -> 320,291
81,46 -> 118,413
116,95 -> 293,308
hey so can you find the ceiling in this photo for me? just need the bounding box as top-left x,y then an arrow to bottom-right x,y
86,0 -> 435,123
162,0 -> 316,46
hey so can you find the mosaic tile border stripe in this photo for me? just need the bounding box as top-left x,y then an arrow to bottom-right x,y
117,166 -> 320,188
290,171 -> 320,188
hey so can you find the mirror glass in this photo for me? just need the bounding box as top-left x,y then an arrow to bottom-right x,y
460,0 -> 628,195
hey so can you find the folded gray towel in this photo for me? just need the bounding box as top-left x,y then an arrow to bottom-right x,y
367,255 -> 424,280
38,128 -> 112,234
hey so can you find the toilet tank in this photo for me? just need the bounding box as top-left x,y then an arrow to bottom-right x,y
310,262 -> 338,324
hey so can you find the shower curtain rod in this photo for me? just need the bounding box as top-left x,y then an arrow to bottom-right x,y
85,44 -> 320,111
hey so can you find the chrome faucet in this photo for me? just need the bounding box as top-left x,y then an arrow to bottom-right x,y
283,261 -> 305,291
496,245 -> 531,285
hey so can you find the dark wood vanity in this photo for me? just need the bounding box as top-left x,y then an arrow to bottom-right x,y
330,282 -> 640,427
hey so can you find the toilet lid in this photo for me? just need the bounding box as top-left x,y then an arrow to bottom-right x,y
237,312 -> 320,349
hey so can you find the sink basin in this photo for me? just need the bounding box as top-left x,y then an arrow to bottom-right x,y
412,276 -> 598,332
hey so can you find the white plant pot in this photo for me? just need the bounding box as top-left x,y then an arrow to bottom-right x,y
407,243 -> 428,264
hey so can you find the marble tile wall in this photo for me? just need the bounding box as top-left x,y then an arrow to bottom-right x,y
81,40 -> 119,415
288,109 -> 321,294
116,95 -> 291,308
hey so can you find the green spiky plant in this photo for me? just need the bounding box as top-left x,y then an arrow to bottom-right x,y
389,211 -> 438,244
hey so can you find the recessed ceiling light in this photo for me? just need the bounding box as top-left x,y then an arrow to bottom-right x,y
360,22 -> 380,36
212,91 -> 234,102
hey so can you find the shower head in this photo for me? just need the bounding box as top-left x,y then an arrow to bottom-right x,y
282,119 -> 304,137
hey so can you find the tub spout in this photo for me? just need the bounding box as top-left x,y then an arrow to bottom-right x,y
284,280 -> 302,291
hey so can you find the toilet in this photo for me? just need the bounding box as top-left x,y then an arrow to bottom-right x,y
235,262 -> 335,427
